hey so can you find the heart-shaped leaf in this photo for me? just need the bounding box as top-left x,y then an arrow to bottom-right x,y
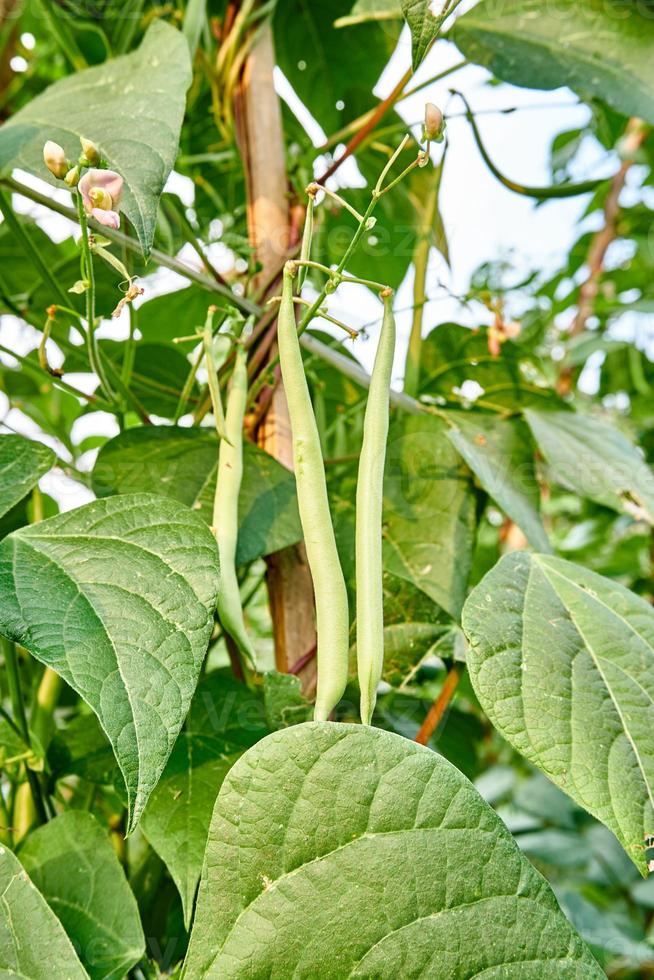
184,722 -> 601,978
401,0 -> 442,69
453,0 -> 654,125
92,426 -> 302,566
0,844 -> 87,978
462,551 -> 654,875
0,21 -> 192,256
19,812 -> 145,980
0,493 -> 220,832
0,434 -> 55,522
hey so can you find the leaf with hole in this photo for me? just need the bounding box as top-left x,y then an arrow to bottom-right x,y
19,811 -> 145,980
462,551 -> 654,875
0,492 -> 220,832
184,722 -> 601,978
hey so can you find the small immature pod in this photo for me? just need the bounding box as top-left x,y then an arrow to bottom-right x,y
214,340 -> 257,667
356,290 -> 396,724
277,266 -> 350,721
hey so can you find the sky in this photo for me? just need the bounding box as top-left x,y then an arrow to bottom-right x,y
0,17 -> 638,511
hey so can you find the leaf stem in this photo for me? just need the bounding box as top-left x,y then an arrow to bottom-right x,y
1,638 -> 48,830
415,665 -> 461,745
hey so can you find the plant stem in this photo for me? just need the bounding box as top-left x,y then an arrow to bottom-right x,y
74,192 -> 118,405
415,665 -> 461,745
1,637 -> 47,831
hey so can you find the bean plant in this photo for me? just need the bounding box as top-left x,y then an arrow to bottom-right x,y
0,1 -> 653,977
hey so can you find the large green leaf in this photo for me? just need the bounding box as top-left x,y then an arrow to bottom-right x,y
93,426 -> 302,565
453,0 -> 654,125
0,493 -> 220,832
0,844 -> 87,978
141,672 -> 268,928
383,414 -> 477,619
0,21 -> 192,255
184,723 -> 601,978
462,552 -> 654,875
19,812 -> 145,980
445,411 -> 551,552
525,409 -> 654,524
0,434 -> 55,523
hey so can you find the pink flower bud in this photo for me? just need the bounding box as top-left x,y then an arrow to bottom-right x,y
423,103 -> 444,143
43,141 -> 68,180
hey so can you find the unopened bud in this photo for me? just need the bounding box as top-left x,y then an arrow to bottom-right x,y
79,137 -> 101,167
64,166 -> 80,187
88,186 -> 112,210
422,103 -> 445,143
43,140 -> 68,180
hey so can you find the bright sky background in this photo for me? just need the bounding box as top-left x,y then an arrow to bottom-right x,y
0,18 -> 645,512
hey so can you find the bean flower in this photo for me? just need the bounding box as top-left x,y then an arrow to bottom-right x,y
79,168 -> 124,229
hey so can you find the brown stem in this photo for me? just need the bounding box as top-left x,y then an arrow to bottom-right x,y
316,67 -> 412,185
233,19 -> 317,686
415,665 -> 461,745
558,118 -> 648,392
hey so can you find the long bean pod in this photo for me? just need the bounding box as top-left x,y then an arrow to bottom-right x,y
277,265 -> 350,720
213,339 -> 257,667
356,290 -> 396,724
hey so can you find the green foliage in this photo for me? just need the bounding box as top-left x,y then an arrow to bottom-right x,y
185,723 -> 602,977
0,493 -> 220,831
0,844 -> 87,978
463,552 -> 654,875
19,811 -> 145,979
453,0 -> 654,125
0,1 -> 653,974
0,434 -> 55,521
0,21 -> 192,255
93,426 -> 302,565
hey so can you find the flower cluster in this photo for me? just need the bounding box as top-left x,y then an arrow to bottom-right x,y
43,136 -> 124,229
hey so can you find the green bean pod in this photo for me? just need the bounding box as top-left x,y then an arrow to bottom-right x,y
297,193 -> 314,291
356,290 -> 396,724
213,342 -> 256,667
277,265 -> 350,720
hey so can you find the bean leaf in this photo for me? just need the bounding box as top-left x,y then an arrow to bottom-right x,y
0,844 -> 87,978
525,409 -> 654,524
0,21 -> 192,256
453,0 -> 654,125
184,723 -> 601,977
462,551 -> 654,875
401,0 -> 442,69
0,493 -> 220,832
19,812 -> 145,980
445,411 -> 551,552
0,434 -> 55,522
93,426 -> 302,566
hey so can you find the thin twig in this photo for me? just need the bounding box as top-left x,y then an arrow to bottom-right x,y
415,664 -> 461,745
